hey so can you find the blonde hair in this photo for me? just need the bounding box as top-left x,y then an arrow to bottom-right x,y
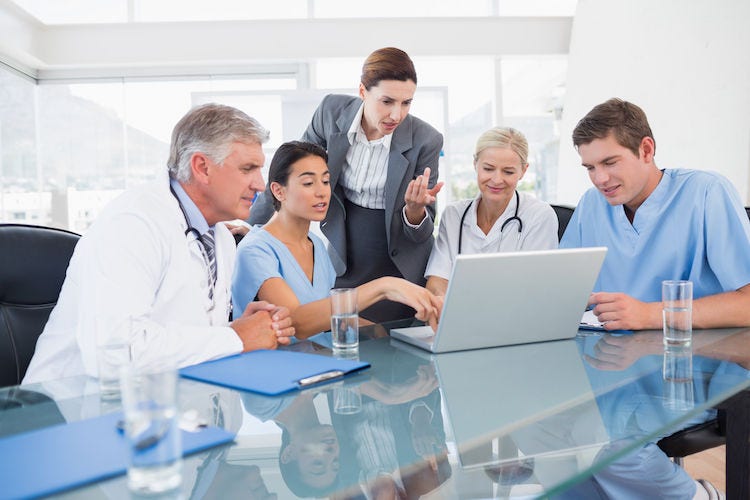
473,127 -> 529,165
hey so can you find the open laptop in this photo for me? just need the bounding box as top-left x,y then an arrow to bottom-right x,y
390,247 -> 607,353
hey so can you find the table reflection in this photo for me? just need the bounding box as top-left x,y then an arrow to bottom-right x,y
572,329 -> 750,498
3,327 -> 750,498
242,338 -> 451,499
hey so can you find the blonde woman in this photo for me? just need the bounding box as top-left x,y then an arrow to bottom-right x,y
425,127 -> 558,299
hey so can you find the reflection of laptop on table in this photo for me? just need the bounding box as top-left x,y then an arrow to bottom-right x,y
438,340 -> 607,468
390,247 -> 607,353
389,339 -> 608,469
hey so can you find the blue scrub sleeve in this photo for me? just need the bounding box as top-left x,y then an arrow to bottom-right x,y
704,177 -> 750,291
231,239 -> 283,314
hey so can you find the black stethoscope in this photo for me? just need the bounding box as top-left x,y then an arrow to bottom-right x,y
457,189 -> 522,254
170,185 -> 208,244
170,185 -> 219,313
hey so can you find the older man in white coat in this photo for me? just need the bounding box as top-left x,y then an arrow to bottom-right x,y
24,104 -> 294,384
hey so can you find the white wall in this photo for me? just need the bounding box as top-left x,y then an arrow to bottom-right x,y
556,0 -> 750,205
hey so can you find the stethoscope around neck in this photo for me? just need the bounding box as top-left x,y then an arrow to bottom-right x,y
170,185 -> 207,242
169,185 -> 221,314
457,189 -> 522,254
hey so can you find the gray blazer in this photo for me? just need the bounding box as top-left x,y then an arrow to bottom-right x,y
249,94 -> 443,285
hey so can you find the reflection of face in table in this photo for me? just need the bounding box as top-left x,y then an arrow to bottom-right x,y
241,337 -> 452,498
241,388 -> 343,498
280,423 -> 340,493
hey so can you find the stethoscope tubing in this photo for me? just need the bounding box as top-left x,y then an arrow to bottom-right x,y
457,189 -> 522,254
170,185 -> 215,284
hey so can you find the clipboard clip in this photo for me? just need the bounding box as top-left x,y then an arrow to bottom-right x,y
297,370 -> 345,387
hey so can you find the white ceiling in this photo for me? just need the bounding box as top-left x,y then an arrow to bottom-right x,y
8,0 -> 578,25
0,0 -> 574,80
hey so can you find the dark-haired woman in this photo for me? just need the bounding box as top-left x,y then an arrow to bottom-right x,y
233,141 -> 440,340
248,47 -> 443,323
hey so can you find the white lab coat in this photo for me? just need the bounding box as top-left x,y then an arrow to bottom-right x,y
23,174 -> 243,384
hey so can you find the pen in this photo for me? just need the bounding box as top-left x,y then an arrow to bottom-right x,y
117,420 -> 169,450
298,370 -> 345,387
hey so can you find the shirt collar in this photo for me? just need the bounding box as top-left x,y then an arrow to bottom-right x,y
629,168 -> 670,231
347,102 -> 393,149
170,178 -> 212,235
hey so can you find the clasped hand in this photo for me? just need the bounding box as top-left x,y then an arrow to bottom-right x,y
231,300 -> 295,351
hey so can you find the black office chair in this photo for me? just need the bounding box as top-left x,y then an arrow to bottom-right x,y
656,413 -> 726,466
0,224 -> 80,388
550,204 -> 575,242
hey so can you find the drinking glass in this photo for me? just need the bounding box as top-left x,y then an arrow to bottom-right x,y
662,280 -> 692,348
96,342 -> 131,401
330,288 -> 359,351
120,365 -> 182,494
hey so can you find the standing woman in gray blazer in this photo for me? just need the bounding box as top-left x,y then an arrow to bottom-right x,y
248,47 -> 443,322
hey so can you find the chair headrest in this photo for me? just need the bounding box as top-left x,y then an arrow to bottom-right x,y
0,224 -> 80,305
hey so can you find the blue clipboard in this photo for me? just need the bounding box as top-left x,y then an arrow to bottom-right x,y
0,411 -> 234,499
179,349 -> 371,395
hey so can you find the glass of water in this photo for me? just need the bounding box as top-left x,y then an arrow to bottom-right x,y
119,364 -> 182,494
96,316 -> 135,401
96,342 -> 131,401
662,280 -> 693,348
330,288 -> 359,351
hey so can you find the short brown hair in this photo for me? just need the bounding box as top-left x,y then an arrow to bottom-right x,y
572,98 -> 655,157
360,47 -> 417,90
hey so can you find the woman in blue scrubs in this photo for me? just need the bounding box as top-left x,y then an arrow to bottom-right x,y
232,141 -> 440,339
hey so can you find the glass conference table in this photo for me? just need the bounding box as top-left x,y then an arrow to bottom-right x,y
3,323 -> 750,499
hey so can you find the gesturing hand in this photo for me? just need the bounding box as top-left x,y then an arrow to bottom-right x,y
404,167 -> 443,225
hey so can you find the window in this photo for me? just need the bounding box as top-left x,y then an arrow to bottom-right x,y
0,69 -> 301,232
500,57 -> 567,200
0,68 -> 43,225
0,55 -> 567,231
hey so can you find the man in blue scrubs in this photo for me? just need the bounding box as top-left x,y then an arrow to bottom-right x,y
561,98 -> 750,498
561,98 -> 750,331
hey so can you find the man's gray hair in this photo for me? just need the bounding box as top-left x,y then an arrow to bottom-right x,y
167,103 -> 270,182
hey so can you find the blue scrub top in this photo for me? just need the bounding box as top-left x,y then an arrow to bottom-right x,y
232,227 -> 337,336
561,169 -> 750,302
